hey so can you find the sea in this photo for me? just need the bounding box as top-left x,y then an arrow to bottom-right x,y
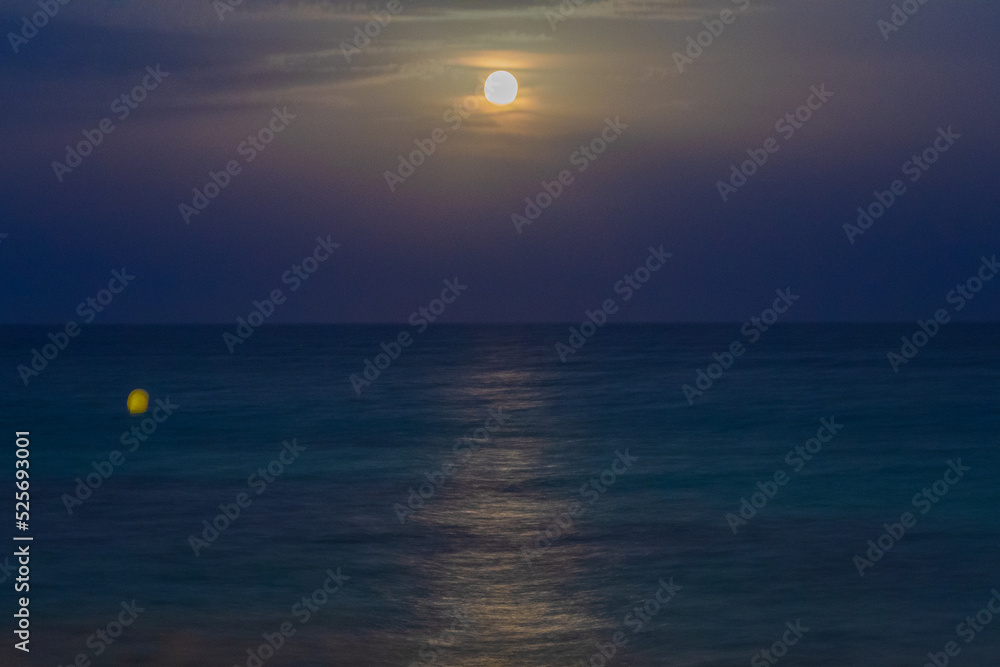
1,324 -> 998,666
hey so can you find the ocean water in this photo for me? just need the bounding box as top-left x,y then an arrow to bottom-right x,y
1,324 -> 998,666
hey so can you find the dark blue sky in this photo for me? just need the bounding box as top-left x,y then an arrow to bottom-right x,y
1,0 -> 998,323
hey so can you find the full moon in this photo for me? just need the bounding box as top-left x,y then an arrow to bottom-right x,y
484,71 -> 518,105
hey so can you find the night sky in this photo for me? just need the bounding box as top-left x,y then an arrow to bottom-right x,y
2,0 -> 998,324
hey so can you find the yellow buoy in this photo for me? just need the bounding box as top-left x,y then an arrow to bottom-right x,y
127,389 -> 149,415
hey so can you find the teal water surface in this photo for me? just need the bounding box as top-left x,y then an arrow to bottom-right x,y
1,324 -> 998,666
